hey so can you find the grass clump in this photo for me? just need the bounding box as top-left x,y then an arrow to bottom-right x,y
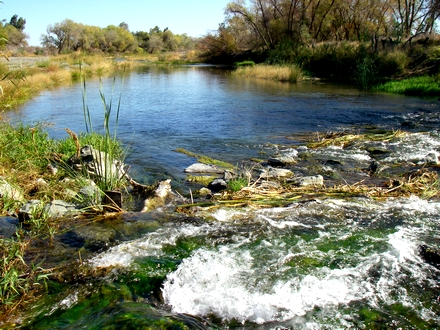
233,64 -> 303,82
227,176 -> 249,192
375,76 -> 440,96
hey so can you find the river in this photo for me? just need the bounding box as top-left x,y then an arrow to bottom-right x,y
5,65 -> 440,329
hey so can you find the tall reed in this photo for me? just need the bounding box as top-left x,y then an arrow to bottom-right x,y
355,57 -> 379,90
80,64 -> 127,192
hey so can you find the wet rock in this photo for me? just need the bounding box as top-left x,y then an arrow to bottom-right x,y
268,155 -> 297,167
0,216 -> 19,238
419,245 -> 440,268
290,175 -> 324,187
401,121 -> 416,129
0,177 -> 24,202
208,178 -> 228,193
366,147 -> 389,156
324,159 -> 344,166
367,160 -> 381,175
420,151 -> 440,165
259,167 -> 294,179
184,163 -> 224,174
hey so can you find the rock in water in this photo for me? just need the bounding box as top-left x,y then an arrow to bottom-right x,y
419,244 -> 440,268
184,163 -> 224,174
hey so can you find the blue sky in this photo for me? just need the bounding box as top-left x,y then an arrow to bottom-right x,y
1,0 -> 230,46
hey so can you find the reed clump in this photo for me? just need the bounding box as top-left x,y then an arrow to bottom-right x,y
233,64 -> 304,82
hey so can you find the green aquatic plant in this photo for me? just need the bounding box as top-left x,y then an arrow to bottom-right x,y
175,148 -> 236,170
375,75 -> 440,96
355,57 -> 379,90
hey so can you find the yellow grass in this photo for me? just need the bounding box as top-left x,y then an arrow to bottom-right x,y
234,64 -> 303,82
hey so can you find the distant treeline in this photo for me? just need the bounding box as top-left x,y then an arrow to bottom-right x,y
0,17 -> 197,54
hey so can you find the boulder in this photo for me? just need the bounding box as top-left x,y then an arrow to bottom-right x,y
259,167 -> 294,179
44,200 -> 80,218
77,185 -> 102,206
19,199 -> 79,222
268,155 -> 297,167
184,163 -> 224,174
0,177 -> 24,202
208,178 -> 228,193
291,175 -> 324,187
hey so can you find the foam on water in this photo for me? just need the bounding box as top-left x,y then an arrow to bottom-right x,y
88,196 -> 440,327
161,197 -> 440,326
90,223 -> 214,268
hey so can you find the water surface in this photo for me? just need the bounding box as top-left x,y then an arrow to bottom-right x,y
5,65 -> 440,329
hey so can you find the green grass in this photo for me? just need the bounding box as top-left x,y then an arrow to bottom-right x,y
227,177 -> 249,192
375,75 -> 440,96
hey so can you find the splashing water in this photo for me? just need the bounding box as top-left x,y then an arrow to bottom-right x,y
87,196 -> 440,328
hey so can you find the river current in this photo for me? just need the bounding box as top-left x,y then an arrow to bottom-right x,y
5,65 -> 440,329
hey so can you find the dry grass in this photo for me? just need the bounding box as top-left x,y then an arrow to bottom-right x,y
234,64 -> 304,82
306,130 -> 409,148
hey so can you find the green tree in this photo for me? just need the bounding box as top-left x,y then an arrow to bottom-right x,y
41,19 -> 82,53
9,14 -> 26,31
